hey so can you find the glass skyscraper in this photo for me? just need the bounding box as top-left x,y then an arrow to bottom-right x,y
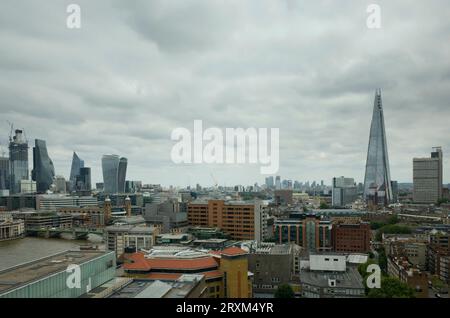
69,152 -> 84,185
118,157 -> 127,193
102,154 -> 120,194
0,156 -> 9,192
77,167 -> 92,191
8,129 -> 29,194
32,139 -> 55,193
363,89 -> 393,206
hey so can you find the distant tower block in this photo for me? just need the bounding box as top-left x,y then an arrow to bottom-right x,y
363,89 -> 393,206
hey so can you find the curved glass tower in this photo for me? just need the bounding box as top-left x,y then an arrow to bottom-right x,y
69,152 -> 84,184
32,139 -> 55,193
363,89 -> 393,206
118,157 -> 127,193
102,154 -> 120,194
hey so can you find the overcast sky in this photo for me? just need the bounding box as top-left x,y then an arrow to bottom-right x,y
1,0 -> 449,187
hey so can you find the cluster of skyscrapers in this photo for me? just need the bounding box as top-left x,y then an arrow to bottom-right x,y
0,127 -> 129,196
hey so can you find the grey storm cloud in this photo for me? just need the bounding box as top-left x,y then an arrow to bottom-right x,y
0,0 -> 449,187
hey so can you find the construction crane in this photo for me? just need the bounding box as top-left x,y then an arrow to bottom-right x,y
6,120 -> 13,142
210,172 -> 218,189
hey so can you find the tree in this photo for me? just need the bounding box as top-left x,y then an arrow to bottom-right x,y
274,284 -> 295,298
319,202 -> 329,209
368,277 -> 415,298
375,224 -> 411,241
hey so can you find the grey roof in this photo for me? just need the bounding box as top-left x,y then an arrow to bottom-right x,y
300,266 -> 364,289
135,280 -> 172,298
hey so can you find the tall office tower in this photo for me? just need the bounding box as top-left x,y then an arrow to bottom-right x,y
275,176 -> 281,190
0,156 -> 10,192
413,147 -> 443,203
363,89 -> 393,206
9,129 -> 29,194
332,176 -> 357,207
117,157 -> 127,193
102,154 -> 120,193
265,176 -> 274,189
76,167 -> 91,191
54,175 -> 67,193
32,139 -> 55,193
69,152 -> 84,189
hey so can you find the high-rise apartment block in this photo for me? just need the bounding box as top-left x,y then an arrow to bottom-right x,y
332,176 -> 357,207
413,147 -> 443,203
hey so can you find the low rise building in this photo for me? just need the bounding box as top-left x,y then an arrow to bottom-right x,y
144,199 -> 188,233
387,255 -> 428,298
0,213 -> 24,241
247,243 -> 301,296
106,224 -> 157,258
274,213 -> 332,252
108,275 -> 208,298
332,219 -> 371,253
299,253 -> 365,298
187,199 -> 267,242
122,246 -> 252,298
0,250 -> 116,298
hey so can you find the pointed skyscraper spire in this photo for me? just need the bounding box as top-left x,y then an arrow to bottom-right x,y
363,89 -> 393,206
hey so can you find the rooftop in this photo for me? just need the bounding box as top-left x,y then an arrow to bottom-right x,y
109,274 -> 205,298
0,250 -> 113,294
123,252 -> 219,272
300,266 -> 364,289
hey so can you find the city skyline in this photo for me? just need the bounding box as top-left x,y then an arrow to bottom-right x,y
1,1 -> 450,186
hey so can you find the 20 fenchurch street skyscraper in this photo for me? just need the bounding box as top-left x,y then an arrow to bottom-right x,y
363,89 -> 393,206
102,154 -> 120,194
102,154 -> 127,194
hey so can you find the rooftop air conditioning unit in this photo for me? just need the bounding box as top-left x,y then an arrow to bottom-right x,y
328,279 -> 336,287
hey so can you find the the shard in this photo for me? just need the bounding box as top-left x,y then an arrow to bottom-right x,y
363,89 -> 393,206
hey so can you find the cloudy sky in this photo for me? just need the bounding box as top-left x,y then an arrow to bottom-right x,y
1,0 -> 449,187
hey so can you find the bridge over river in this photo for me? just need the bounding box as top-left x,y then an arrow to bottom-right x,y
26,227 -> 104,240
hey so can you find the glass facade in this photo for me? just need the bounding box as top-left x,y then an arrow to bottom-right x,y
69,152 -> 84,186
32,139 -> 55,193
0,252 -> 116,298
77,167 -> 91,191
8,130 -> 29,194
118,157 -> 127,193
0,157 -> 9,190
102,154 -> 120,194
363,89 -> 393,205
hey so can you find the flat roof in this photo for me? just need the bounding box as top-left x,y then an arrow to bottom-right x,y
0,250 -> 112,294
300,266 -> 364,289
110,274 -> 204,298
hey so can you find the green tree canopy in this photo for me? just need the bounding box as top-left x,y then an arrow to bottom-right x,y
375,224 -> 412,241
368,277 -> 415,298
274,284 -> 295,298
